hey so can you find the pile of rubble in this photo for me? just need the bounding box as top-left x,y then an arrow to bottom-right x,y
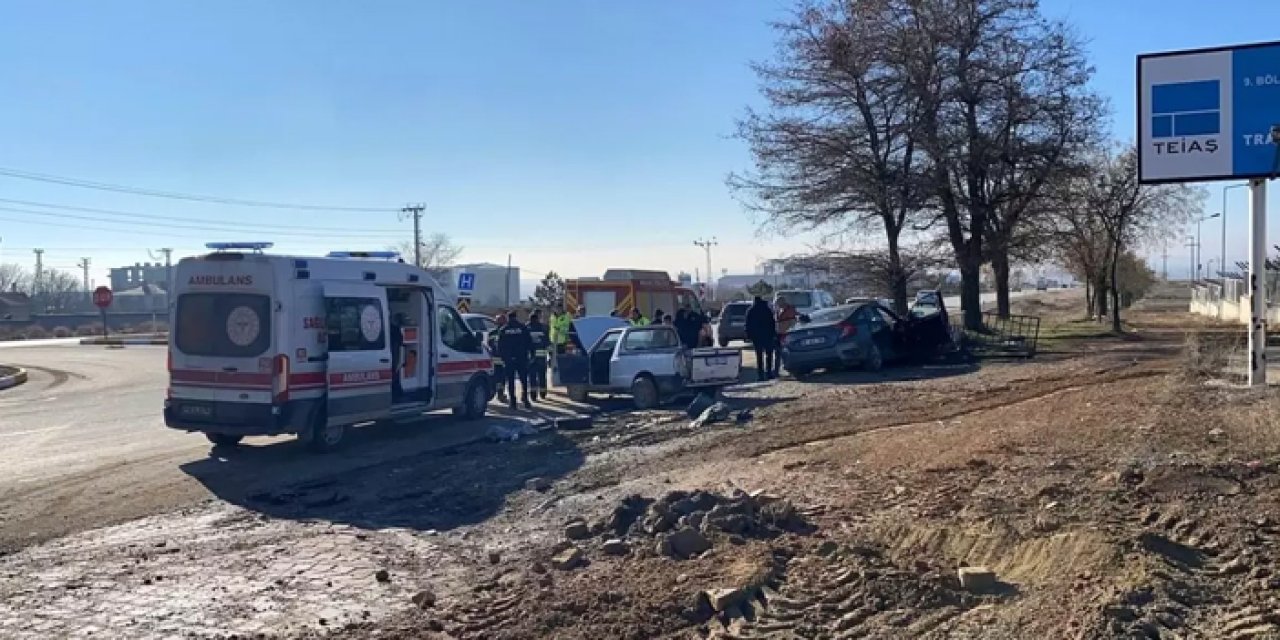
546,488 -> 809,572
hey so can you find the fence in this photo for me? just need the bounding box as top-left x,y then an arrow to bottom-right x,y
957,311 -> 1041,358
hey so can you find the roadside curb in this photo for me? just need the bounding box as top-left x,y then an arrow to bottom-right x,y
0,367 -> 29,390
79,335 -> 167,345
79,336 -> 168,346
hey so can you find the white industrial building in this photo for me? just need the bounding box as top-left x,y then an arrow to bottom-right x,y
441,262 -> 521,308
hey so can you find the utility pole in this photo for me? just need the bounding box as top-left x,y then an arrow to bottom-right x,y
77,257 -> 91,292
693,237 -> 718,298
32,248 -> 43,300
400,204 -> 425,267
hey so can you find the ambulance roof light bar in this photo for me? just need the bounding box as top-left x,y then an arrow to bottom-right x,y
326,251 -> 404,261
206,242 -> 274,253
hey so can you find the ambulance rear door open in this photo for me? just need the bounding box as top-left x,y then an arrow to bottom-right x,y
322,282 -> 393,425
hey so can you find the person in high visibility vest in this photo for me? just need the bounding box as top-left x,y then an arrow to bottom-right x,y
527,310 -> 551,400
549,304 -> 571,355
629,308 -> 650,326
486,313 -> 508,403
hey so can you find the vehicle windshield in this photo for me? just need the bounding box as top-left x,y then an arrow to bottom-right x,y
465,317 -> 488,332
777,291 -> 813,308
174,293 -> 271,358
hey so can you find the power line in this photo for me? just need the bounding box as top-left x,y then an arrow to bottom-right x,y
0,197 -> 405,233
0,166 -> 396,212
0,205 -> 408,239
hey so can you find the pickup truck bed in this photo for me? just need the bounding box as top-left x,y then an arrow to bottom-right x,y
686,347 -> 741,386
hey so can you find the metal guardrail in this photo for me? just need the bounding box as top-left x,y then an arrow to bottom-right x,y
959,312 -> 1041,357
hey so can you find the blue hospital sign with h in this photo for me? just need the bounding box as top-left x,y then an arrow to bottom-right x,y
1151,80 -> 1220,138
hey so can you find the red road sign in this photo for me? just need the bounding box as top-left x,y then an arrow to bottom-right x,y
92,286 -> 113,309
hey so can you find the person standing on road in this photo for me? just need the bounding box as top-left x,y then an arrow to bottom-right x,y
745,296 -> 778,382
486,313 -> 508,404
629,308 -> 650,326
549,304 -> 571,355
674,308 -> 699,349
527,310 -> 551,401
498,310 -> 533,410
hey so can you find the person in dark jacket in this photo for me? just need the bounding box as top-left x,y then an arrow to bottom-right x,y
526,310 -> 551,400
497,311 -> 533,409
674,307 -> 700,349
744,296 -> 777,381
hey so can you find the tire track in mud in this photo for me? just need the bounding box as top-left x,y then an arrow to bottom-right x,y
753,366 -> 1171,458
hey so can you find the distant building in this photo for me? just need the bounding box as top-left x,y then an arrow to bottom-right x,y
443,263 -> 521,308
110,262 -> 172,292
113,283 -> 167,313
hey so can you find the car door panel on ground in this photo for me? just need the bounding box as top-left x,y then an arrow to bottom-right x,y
323,283 -> 392,425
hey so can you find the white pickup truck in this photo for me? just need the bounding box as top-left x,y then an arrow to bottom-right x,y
553,318 -> 742,409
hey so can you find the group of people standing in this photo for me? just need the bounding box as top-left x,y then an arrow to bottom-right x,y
621,306 -> 711,349
485,305 -> 572,410
744,296 -> 798,381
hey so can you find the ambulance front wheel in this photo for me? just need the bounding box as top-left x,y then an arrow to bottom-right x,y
307,410 -> 346,453
454,377 -> 489,421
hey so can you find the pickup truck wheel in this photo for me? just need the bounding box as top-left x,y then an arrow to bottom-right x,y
864,344 -> 884,372
632,377 -> 659,410
307,412 -> 345,453
453,378 -> 488,420
206,433 -> 242,447
567,385 -> 589,403
718,337 -> 729,347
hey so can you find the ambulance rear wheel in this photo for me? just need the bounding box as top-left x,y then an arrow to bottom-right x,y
308,412 -> 346,453
454,378 -> 488,420
206,433 -> 243,447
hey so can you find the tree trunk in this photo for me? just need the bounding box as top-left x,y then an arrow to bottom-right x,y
886,235 -> 909,315
1084,279 -> 1094,318
1094,275 -> 1109,320
960,261 -> 983,330
1110,249 -> 1122,333
992,249 -> 1011,318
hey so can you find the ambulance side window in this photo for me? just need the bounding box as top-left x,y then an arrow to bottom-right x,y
437,307 -> 479,352
326,297 -> 386,352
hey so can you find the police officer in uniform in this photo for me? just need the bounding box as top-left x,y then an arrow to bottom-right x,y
486,313 -> 508,404
497,310 -> 533,410
527,310 -> 551,400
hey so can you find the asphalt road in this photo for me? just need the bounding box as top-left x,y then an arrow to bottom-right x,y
0,342 -> 582,550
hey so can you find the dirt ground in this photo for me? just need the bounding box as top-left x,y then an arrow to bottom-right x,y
3,289 -> 1280,639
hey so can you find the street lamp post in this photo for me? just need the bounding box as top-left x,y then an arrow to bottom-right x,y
1223,184 -> 1249,281
1195,212 -> 1221,280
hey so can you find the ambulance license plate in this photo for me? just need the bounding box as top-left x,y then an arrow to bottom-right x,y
180,403 -> 214,419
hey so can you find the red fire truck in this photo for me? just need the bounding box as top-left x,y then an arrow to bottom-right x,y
564,269 -> 704,319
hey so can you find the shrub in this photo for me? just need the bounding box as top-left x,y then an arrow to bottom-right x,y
23,326 -> 49,339
52,326 -> 72,338
134,321 -> 169,334
1182,332 -> 1243,380
76,324 -> 100,336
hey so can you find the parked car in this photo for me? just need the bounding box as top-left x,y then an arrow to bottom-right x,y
462,313 -> 499,340
774,289 -> 836,316
780,296 -> 956,378
716,301 -> 752,346
554,317 -> 741,409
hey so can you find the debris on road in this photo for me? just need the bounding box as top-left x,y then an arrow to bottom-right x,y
485,422 -> 538,442
691,402 -> 734,428
602,539 -> 630,556
957,566 -> 997,592
411,589 -> 437,609
374,569 -> 390,583
525,477 -> 552,492
563,520 -> 591,540
551,547 -> 586,571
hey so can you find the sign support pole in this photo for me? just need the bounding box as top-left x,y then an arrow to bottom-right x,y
1248,178 -> 1267,386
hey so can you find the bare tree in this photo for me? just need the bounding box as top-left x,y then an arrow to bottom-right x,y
1093,147 -> 1201,331
784,243 -> 947,311
903,0 -> 1100,328
0,263 -> 30,293
730,0 -> 932,314
392,233 -> 462,270
39,269 -> 85,312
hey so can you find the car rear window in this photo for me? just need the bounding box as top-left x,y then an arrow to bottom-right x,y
808,307 -> 851,323
777,292 -> 813,308
622,328 -> 680,351
175,293 -> 271,358
724,304 -> 749,318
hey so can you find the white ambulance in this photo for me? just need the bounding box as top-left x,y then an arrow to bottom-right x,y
164,243 -> 496,452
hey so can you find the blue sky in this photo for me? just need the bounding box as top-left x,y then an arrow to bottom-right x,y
0,0 -> 1275,288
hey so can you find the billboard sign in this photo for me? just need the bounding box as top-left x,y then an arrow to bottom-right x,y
1138,40 -> 1280,184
